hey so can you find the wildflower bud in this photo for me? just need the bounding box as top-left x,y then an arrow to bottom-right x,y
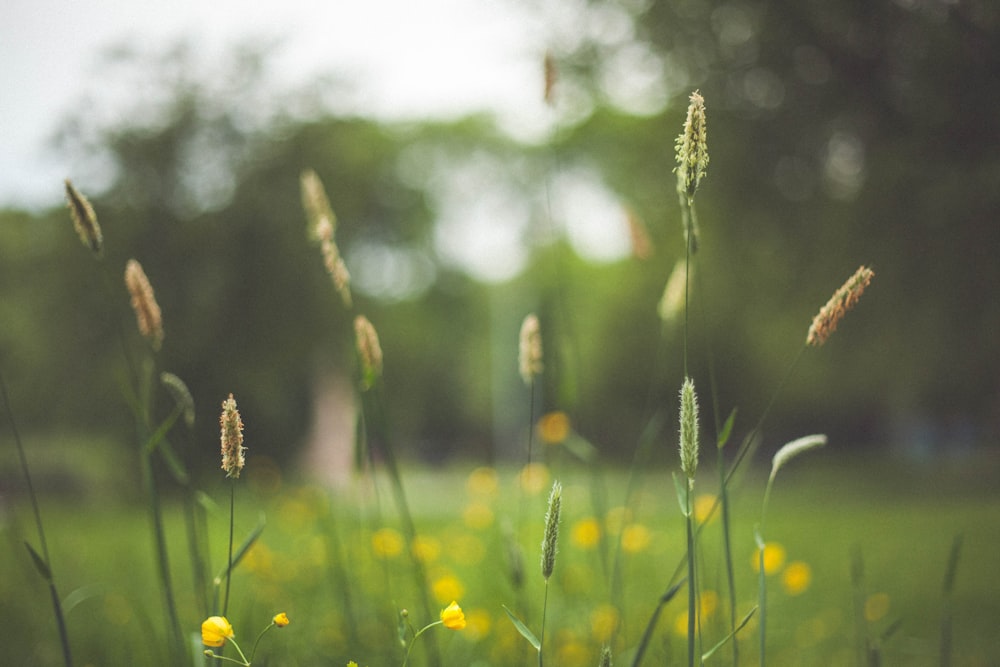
219,393 -> 245,479
273,612 -> 290,628
300,169 -> 336,242
599,645 -> 613,667
806,266 -> 874,346
518,313 -> 543,385
201,616 -> 234,647
124,259 -> 164,350
678,377 -> 700,482
674,90 -> 709,199
440,601 -> 467,630
64,179 -> 103,257
769,434 -> 827,484
354,315 -> 384,390
541,480 -> 562,580
160,372 -> 195,428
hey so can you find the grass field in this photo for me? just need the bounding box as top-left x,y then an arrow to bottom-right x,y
3,444 -> 998,666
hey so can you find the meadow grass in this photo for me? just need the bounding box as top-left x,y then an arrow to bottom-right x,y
2,456 -> 999,665
3,90 -> 997,667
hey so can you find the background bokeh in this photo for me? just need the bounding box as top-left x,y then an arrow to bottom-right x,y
1,0 -> 998,482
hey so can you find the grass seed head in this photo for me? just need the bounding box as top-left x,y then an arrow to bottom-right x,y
219,393 -> 245,479
674,91 -> 709,199
807,266 -> 875,346
541,480 -> 563,580
518,313 -> 543,385
354,315 -> 384,390
124,259 -> 163,350
300,169 -> 336,241
769,434 -> 828,484
679,376 -> 700,481
160,372 -> 195,428
64,179 -> 103,257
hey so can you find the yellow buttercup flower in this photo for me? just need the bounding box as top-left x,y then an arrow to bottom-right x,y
273,612 -> 290,627
782,561 -> 813,595
752,542 -> 787,575
201,616 -> 234,647
440,601 -> 467,630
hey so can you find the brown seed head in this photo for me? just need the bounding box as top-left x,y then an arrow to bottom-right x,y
124,259 -> 163,350
300,169 -> 336,242
64,179 -> 103,257
354,315 -> 384,390
807,266 -> 875,346
518,313 -> 543,385
219,393 -> 245,478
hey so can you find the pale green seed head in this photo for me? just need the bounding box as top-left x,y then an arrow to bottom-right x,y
541,480 -> 562,580
674,91 -> 709,199
678,377 -> 700,481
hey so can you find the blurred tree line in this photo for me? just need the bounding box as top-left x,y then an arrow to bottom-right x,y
1,0 -> 998,483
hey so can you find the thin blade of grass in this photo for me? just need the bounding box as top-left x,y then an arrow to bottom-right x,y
213,512 -> 266,581
502,605 -> 541,650
702,605 -> 757,661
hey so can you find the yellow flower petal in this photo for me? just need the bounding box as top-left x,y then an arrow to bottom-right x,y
440,601 -> 466,630
201,616 -> 234,647
273,612 -> 290,627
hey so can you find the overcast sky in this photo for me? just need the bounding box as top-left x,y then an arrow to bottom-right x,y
0,0 -> 553,209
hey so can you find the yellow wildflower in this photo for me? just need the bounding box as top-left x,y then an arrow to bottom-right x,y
537,411 -> 571,444
782,561 -> 813,595
620,523 -> 652,553
201,616 -> 234,647
371,527 -> 404,559
571,517 -> 601,549
752,542 -> 787,575
440,601 -> 467,630
432,574 -> 465,605
273,612 -> 290,627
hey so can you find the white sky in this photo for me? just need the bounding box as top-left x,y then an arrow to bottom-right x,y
0,0 -> 555,208
0,0 -> 637,280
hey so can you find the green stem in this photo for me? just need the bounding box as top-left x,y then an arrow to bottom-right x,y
539,581 -> 550,667
401,621 -> 443,667
0,370 -> 75,667
141,447 -> 184,664
716,446 -> 739,667
685,484 -> 696,667
224,482 -> 235,617
757,475 -> 776,667
247,622 -> 275,663
362,385 -> 440,667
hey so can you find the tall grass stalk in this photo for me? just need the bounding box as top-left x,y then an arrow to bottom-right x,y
1,368 -> 75,667
354,315 -> 440,667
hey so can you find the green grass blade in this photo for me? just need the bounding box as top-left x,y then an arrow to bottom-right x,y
502,605 -> 541,651
702,605 -> 757,662
24,541 -> 52,582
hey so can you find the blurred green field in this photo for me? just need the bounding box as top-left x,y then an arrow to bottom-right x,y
2,446 -> 999,666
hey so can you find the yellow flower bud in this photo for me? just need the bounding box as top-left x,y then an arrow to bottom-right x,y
273,612 -> 290,627
440,601 -> 466,630
201,616 -> 234,647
